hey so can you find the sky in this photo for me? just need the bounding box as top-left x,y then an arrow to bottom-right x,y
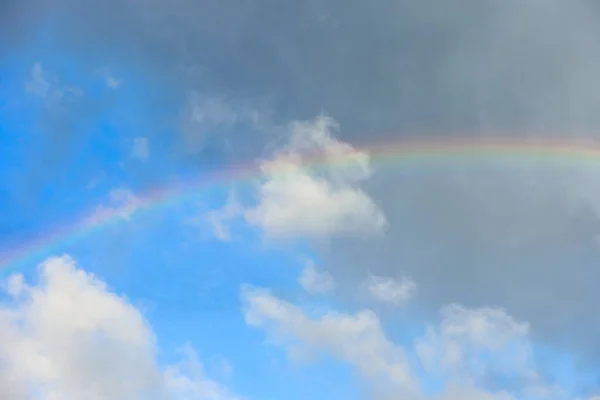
2,0 -> 600,399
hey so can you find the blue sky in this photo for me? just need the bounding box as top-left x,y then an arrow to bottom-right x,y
3,1 -> 600,399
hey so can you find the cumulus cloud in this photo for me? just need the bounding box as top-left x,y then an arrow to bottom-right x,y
245,115 -> 386,239
242,286 -> 566,400
414,304 -> 560,398
0,255 -> 240,399
416,304 -> 530,373
242,286 -> 415,396
362,274 -> 417,306
199,115 -> 385,241
298,261 -> 335,294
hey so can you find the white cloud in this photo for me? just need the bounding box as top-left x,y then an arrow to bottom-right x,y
94,67 -> 123,89
415,304 -> 531,375
165,346 -> 241,400
245,115 -> 386,239
24,63 -> 83,101
132,137 -> 150,160
416,304 -> 563,399
203,191 -> 243,241
0,256 -> 240,400
298,261 -> 335,294
90,187 -> 142,222
188,115 -> 384,241
362,274 -> 416,306
241,286 -> 416,396
64,86 -> 83,97
24,63 -> 51,97
242,286 -> 564,400
106,76 -> 122,89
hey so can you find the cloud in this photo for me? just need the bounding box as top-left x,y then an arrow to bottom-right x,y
242,286 -> 564,400
132,137 -> 150,160
198,114 -> 385,241
180,94 -> 258,156
16,62 -> 97,193
16,0 -> 598,140
24,63 -> 51,97
321,166 -> 600,364
93,67 -> 122,89
0,255 -> 240,399
209,356 -> 234,379
245,115 -> 386,239
106,75 -> 122,89
416,305 -> 532,384
298,260 -> 335,294
241,286 -> 416,396
24,63 -> 83,101
416,304 -> 565,400
90,187 -> 142,222
187,95 -> 239,130
165,346 -> 242,400
199,190 -> 243,242
361,274 -> 416,306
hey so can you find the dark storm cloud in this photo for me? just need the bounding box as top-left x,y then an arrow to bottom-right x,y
8,0 -> 600,137
322,167 -> 600,361
6,0 -> 600,367
55,0 -> 600,136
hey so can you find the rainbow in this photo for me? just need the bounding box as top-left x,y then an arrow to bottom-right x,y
2,137 -> 600,275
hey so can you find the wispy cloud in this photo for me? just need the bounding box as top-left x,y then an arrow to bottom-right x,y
180,94 -> 257,155
24,63 -> 50,97
89,188 -> 142,222
242,285 -> 564,400
242,285 -> 415,396
106,75 -> 122,89
361,274 -> 417,307
298,260 -> 335,294
131,137 -> 150,160
194,190 -> 243,242
24,63 -> 83,101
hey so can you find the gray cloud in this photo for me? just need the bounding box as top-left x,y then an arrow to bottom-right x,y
8,0 -> 600,145
0,4 -> 570,114
321,167 -> 600,366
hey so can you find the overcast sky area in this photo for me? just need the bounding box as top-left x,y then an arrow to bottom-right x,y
2,1 -> 600,399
